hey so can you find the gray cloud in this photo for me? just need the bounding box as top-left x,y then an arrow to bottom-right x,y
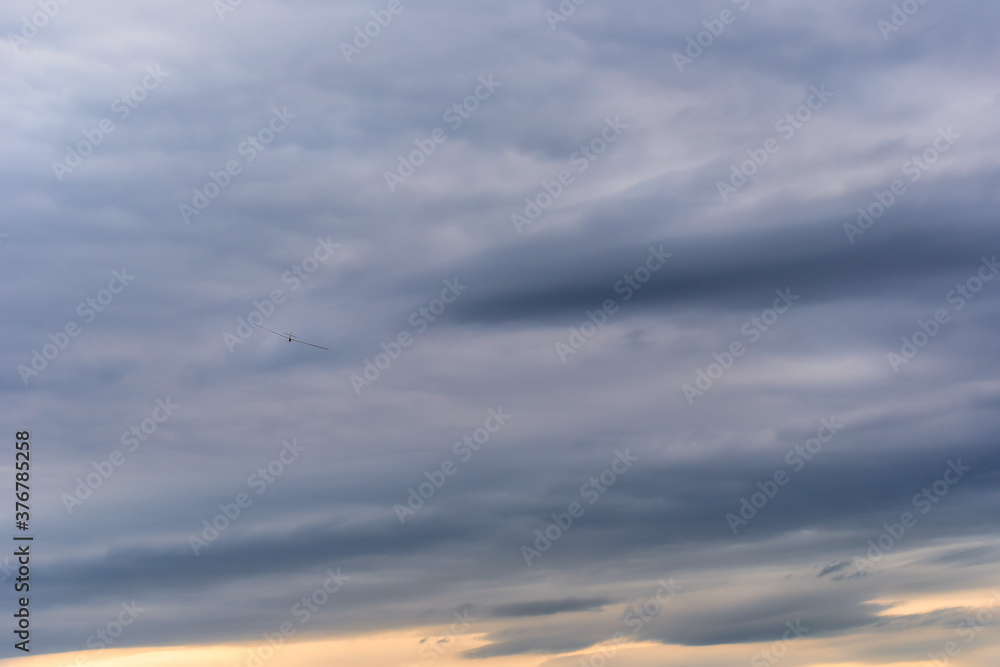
4,0 -> 1000,661
491,597 -> 612,618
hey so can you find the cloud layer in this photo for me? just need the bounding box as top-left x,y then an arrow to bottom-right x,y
3,0 -> 1000,664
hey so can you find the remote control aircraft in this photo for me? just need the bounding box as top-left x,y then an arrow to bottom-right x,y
251,323 -> 329,350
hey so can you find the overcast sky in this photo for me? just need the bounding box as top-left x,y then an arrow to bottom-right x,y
3,0 -> 1000,666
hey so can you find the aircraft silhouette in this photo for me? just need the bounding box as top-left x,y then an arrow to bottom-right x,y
251,323 -> 329,350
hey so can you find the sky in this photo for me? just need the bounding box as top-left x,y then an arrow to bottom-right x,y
2,0 -> 1000,665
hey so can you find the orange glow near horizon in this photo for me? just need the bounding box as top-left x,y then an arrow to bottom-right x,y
6,593 -> 1000,667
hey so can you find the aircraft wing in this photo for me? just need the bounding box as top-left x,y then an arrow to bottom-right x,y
250,322 -> 288,338
289,336 -> 329,350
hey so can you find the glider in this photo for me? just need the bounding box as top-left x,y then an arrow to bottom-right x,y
251,323 -> 329,350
